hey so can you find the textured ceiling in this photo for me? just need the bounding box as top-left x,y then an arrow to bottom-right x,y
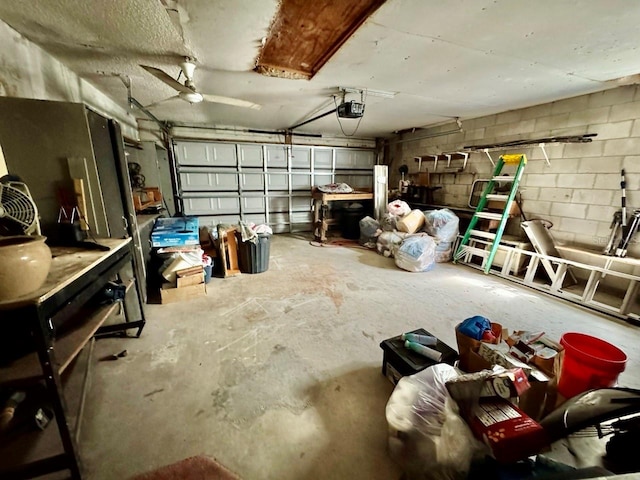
1,0 -> 640,138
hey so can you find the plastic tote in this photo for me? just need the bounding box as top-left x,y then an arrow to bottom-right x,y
236,233 -> 271,274
557,332 -> 627,399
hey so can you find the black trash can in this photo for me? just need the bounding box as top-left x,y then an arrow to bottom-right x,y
235,233 -> 271,273
341,204 -> 364,240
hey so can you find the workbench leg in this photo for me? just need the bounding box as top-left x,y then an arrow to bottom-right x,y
31,306 -> 83,480
313,198 -> 322,242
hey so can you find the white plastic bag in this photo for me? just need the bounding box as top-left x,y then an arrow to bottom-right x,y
380,213 -> 400,232
376,231 -> 407,257
423,209 -> 459,243
386,364 -> 485,480
388,200 -> 411,217
395,234 -> 436,272
359,216 -> 381,248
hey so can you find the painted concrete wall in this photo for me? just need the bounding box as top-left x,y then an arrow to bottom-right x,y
389,85 -> 640,258
0,19 -> 138,141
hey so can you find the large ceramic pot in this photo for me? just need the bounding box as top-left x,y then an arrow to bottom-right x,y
0,235 -> 52,302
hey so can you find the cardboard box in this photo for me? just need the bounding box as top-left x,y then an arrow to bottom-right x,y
459,349 -> 552,420
455,322 -> 502,357
469,398 -> 548,463
478,342 -> 534,376
151,217 -> 200,247
176,266 -> 204,288
160,283 -> 206,304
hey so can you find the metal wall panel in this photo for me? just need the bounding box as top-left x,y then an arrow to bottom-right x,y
266,145 -> 288,168
291,146 -> 311,168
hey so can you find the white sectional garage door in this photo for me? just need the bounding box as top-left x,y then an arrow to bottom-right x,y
173,140 -> 375,232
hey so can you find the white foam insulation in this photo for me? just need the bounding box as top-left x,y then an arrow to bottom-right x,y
1,0 -> 640,138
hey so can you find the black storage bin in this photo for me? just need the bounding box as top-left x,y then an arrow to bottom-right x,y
236,233 -> 271,273
379,328 -> 458,385
341,204 -> 364,239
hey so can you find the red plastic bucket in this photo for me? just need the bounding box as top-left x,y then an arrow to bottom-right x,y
558,332 -> 627,399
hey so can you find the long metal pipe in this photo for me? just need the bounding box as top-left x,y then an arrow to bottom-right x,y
289,108 -> 338,131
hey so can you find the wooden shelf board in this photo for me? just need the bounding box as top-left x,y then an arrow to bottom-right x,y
0,301 -> 120,387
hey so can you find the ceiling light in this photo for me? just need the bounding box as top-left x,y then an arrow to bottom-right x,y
339,87 -> 396,99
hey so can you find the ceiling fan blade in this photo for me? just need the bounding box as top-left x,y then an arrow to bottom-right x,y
140,65 -> 192,94
143,95 -> 180,109
201,94 -> 261,110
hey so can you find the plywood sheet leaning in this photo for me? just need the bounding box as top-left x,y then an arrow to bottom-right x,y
217,225 -> 241,277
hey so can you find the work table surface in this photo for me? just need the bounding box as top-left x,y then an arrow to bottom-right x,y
0,237 -> 131,310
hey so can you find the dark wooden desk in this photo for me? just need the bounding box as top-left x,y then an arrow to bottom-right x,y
0,238 -> 146,479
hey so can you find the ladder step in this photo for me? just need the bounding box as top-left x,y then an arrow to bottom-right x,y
470,229 -> 496,239
493,176 -> 515,182
458,246 -> 488,258
475,212 -> 504,221
486,194 -> 509,201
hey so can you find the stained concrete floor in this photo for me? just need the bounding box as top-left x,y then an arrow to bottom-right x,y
80,234 -> 640,479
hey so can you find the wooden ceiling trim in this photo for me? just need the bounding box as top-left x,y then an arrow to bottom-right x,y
255,0 -> 387,79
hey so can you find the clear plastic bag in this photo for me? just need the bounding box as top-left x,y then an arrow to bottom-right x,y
359,216 -> 381,248
423,209 -> 460,243
376,231 -> 407,257
395,234 -> 436,272
386,364 -> 486,480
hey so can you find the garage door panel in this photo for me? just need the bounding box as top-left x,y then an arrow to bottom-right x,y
243,213 -> 267,225
291,147 -> 311,168
314,172 -> 333,186
266,146 -> 288,168
291,196 -> 311,212
180,172 -> 238,191
175,141 -> 236,166
183,196 -> 240,215
240,172 -> 265,191
335,149 -> 374,170
291,173 -> 311,190
268,196 -> 289,212
267,172 -> 289,191
242,196 -> 266,213
314,148 -> 332,170
239,144 -> 263,167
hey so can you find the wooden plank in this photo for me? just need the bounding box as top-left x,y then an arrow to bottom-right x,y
67,156 -> 109,236
256,0 -> 387,79
225,229 -> 241,276
176,266 -> 203,278
176,273 -> 204,288
72,178 -> 89,231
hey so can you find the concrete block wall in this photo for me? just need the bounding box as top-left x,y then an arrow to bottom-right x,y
389,85 -> 640,257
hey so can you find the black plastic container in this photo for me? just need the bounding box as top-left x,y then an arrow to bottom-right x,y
236,233 -> 271,274
379,328 -> 459,385
341,204 -> 364,239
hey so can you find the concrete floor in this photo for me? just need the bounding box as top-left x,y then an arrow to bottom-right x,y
80,234 -> 640,479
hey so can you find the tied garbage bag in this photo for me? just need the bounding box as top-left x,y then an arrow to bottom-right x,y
388,200 -> 411,217
424,209 -> 459,263
423,209 -> 460,243
386,364 -> 486,480
395,234 -> 436,272
376,231 -> 407,258
359,216 -> 381,248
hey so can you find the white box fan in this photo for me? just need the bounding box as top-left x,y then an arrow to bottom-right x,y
0,181 -> 41,235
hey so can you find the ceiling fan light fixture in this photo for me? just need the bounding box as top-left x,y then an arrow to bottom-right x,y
179,91 -> 204,103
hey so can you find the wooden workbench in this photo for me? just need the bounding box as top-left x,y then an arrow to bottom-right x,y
312,188 -> 374,242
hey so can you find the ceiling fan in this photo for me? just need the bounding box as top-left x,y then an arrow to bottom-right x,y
140,57 -> 261,110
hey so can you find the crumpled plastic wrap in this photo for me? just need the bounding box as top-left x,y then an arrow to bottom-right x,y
388,200 -> 411,217
318,183 -> 353,193
376,231 -> 407,257
380,213 -> 400,232
395,234 -> 436,272
386,364 -> 486,480
359,216 -> 381,248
